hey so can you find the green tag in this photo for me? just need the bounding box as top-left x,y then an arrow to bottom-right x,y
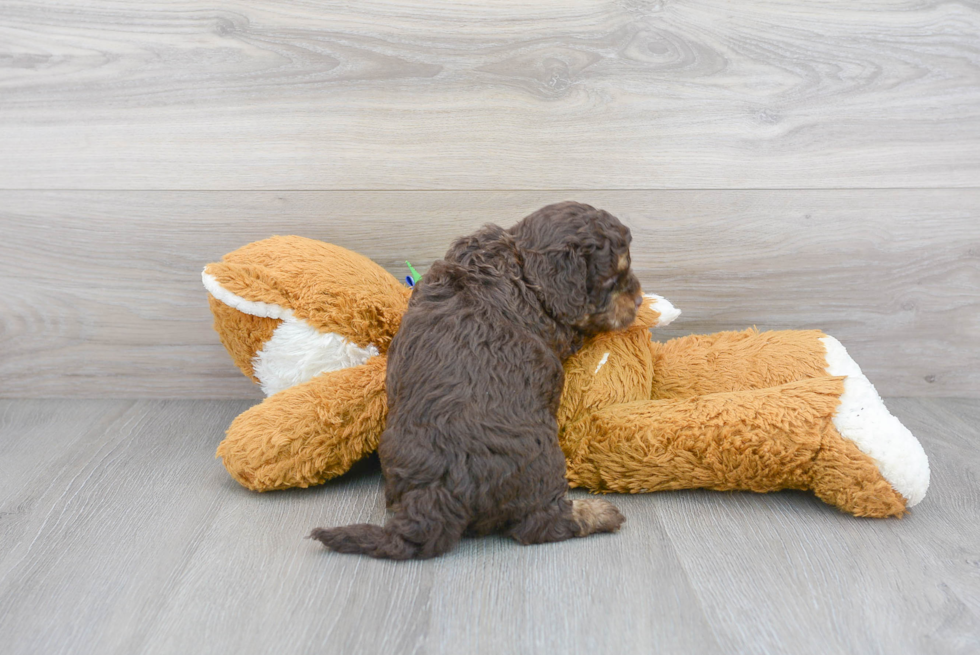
406,261 -> 421,284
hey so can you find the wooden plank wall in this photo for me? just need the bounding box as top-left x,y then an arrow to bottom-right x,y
1,1 -> 978,398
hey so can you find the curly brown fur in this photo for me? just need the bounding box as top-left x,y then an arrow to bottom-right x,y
310,202 -> 640,559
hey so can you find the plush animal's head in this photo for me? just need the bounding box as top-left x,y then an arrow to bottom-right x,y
203,236 -> 411,396
510,201 -> 643,335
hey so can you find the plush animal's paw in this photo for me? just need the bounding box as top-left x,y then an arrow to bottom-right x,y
821,336 -> 930,507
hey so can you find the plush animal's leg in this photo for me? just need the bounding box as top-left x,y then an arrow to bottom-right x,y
644,329 -> 928,508
507,498 -> 624,545
310,486 -> 467,560
818,335 -> 930,508
649,329 -> 832,399
217,357 -> 388,491
563,377 -> 914,518
559,328 -> 834,458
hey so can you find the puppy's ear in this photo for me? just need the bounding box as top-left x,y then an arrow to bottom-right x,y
522,245 -> 589,324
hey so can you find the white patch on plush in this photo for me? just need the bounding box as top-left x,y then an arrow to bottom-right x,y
253,317 -> 379,396
821,335 -> 930,506
203,268 -> 379,396
644,294 -> 680,327
594,352 -> 610,375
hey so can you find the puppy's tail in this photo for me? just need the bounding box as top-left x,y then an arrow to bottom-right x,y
308,524 -> 420,560
308,487 -> 466,560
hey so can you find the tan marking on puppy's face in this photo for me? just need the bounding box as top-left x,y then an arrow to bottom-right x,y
609,287 -> 642,329
578,253 -> 643,334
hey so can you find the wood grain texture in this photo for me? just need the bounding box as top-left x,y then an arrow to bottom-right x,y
1,190 -> 977,398
1,0 -> 979,189
0,398 -> 977,655
657,400 -> 980,653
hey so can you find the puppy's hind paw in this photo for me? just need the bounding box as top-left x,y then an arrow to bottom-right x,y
571,498 -> 625,536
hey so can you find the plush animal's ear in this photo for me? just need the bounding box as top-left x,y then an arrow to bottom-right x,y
522,244 -> 589,324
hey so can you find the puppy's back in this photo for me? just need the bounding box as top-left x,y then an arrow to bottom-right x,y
386,249 -> 566,497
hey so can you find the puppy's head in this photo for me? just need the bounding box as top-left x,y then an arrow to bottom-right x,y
511,202 -> 642,335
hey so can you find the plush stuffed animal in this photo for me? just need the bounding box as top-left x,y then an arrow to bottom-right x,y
203,236 -> 930,518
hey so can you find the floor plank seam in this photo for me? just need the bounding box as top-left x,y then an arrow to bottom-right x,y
2,187 -> 980,193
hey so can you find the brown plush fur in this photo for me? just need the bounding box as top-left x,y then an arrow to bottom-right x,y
563,376 -> 906,517
206,236 -> 410,353
216,357 -> 388,490
208,296 -> 280,382
205,236 -> 411,489
650,329 -> 831,398
309,202 -> 637,558
560,327 -> 908,517
205,221 -> 912,519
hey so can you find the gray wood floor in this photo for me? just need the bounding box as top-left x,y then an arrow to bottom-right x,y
0,397 -> 977,655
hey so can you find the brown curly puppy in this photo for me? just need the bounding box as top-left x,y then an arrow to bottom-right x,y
309,202 -> 642,559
